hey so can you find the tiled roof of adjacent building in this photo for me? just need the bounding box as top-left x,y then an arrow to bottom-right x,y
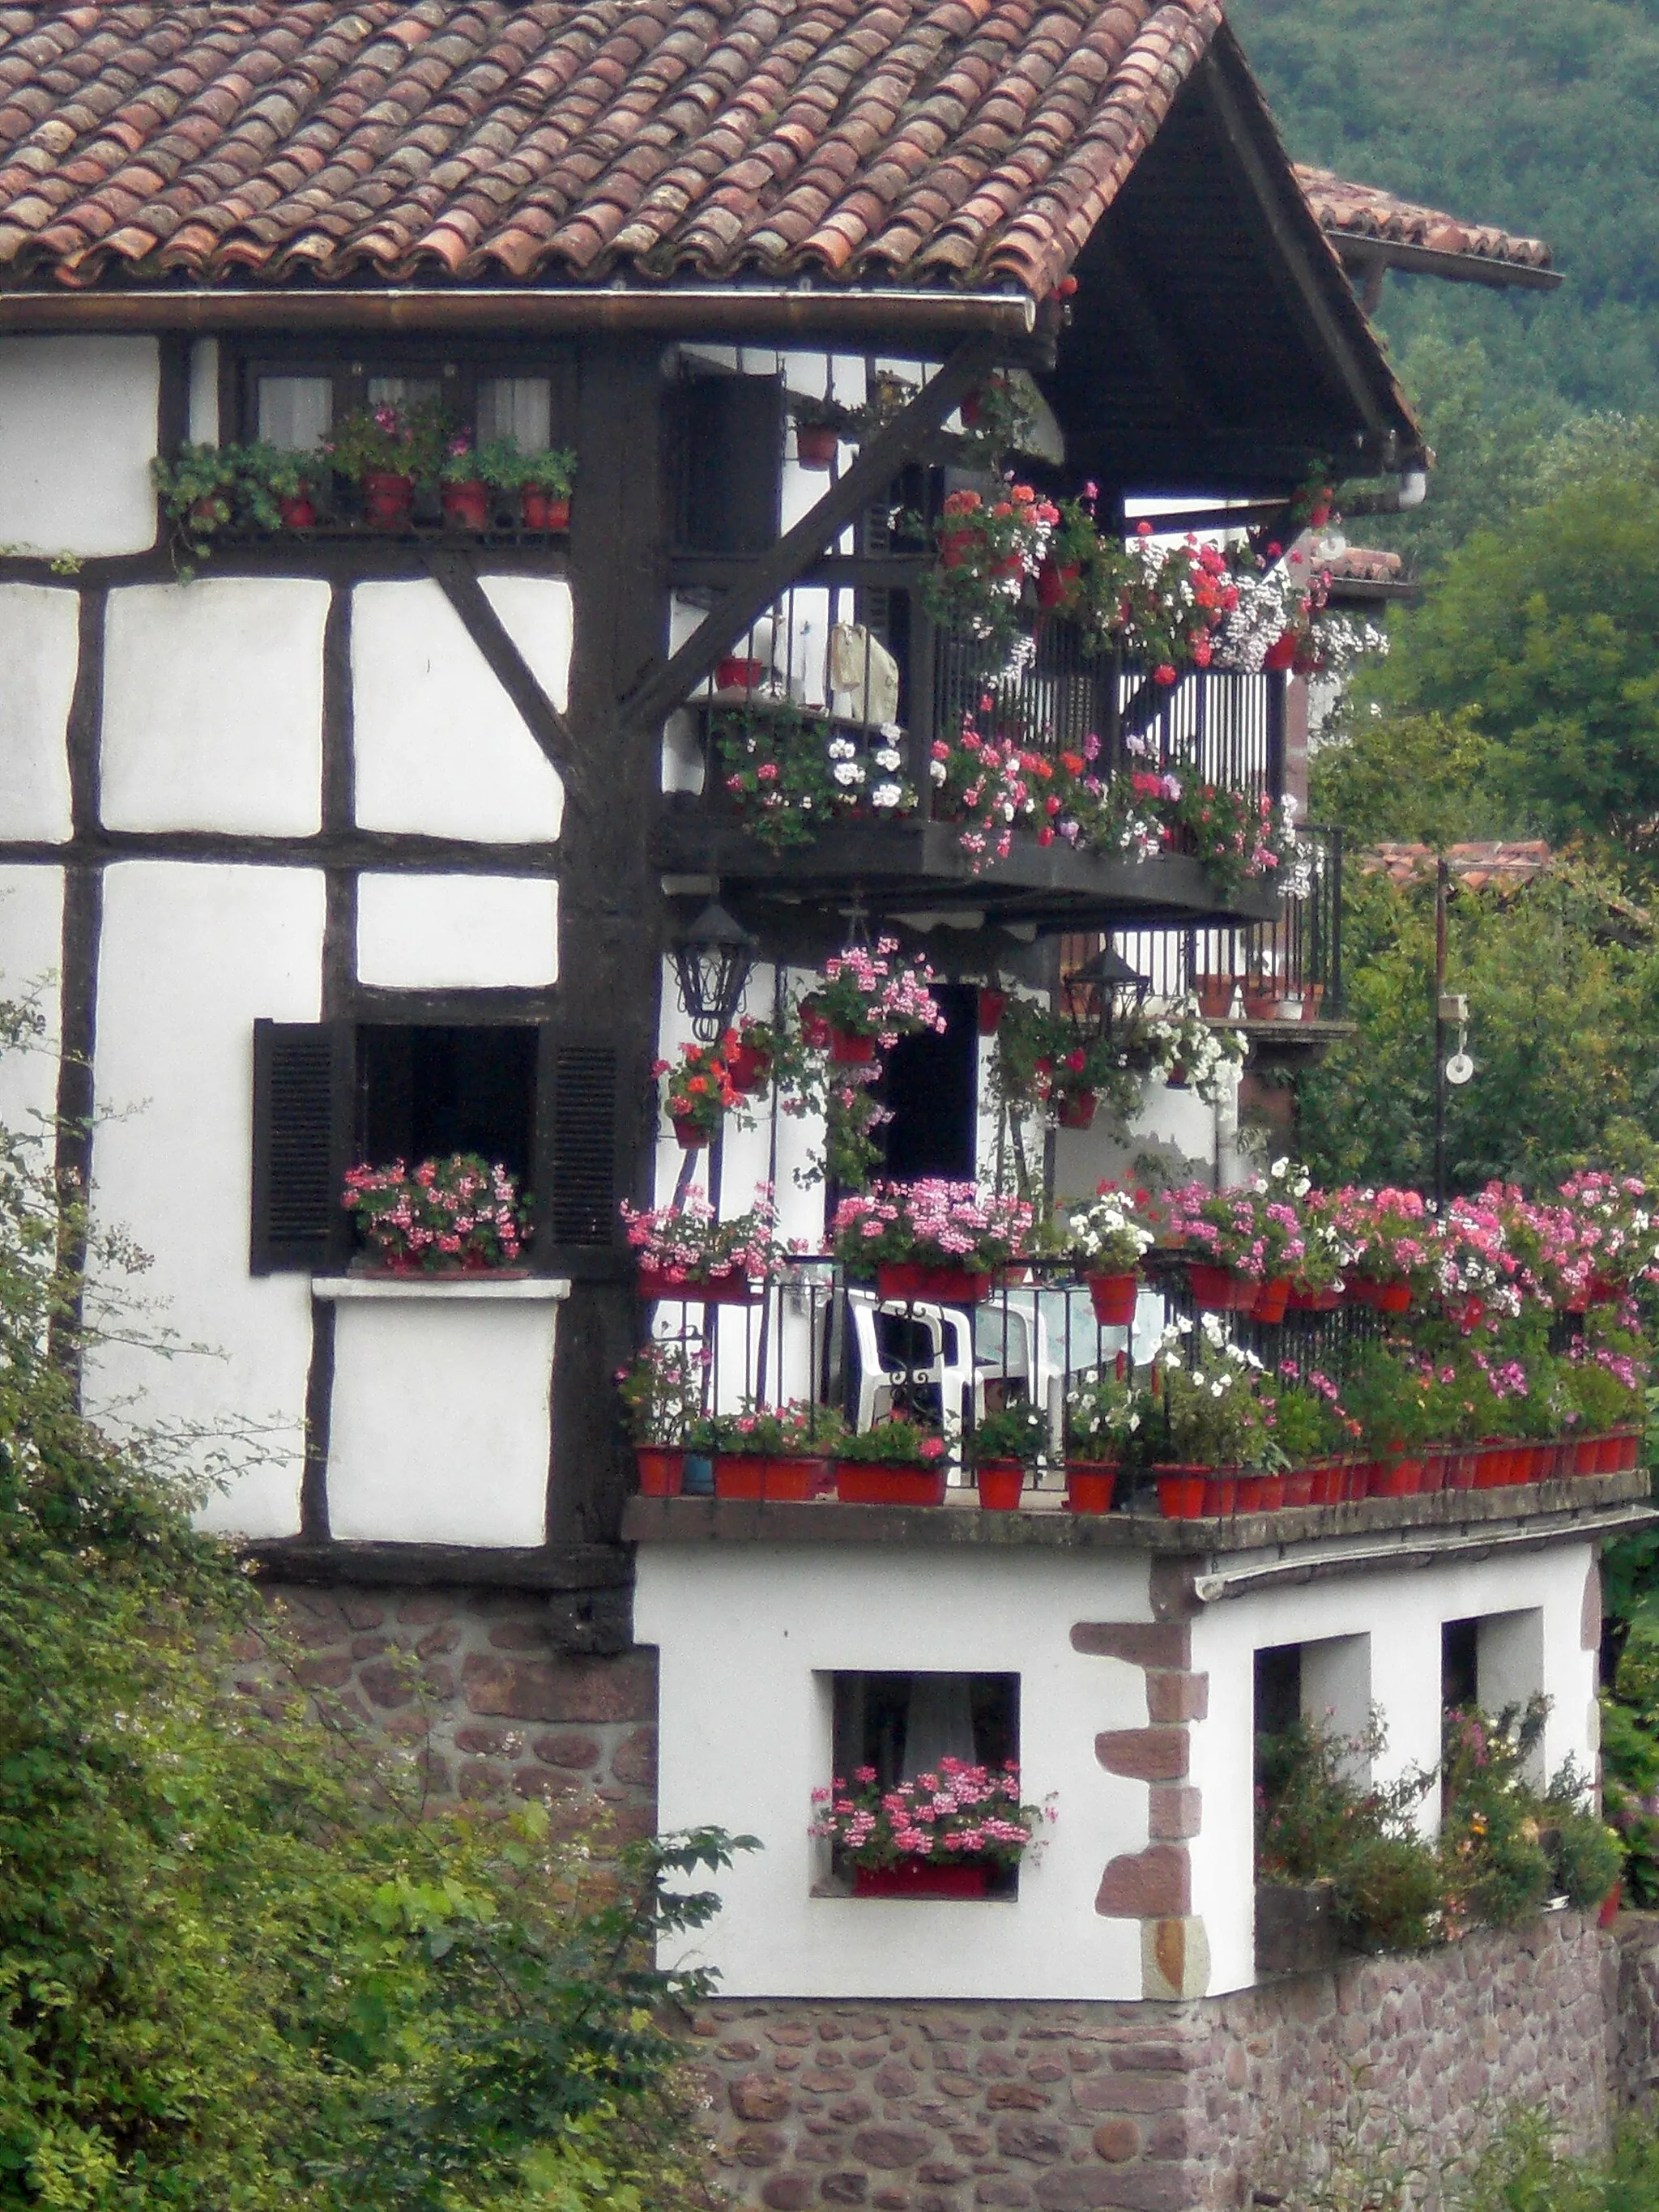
0,0 -> 1226,294
1297,165 -> 1555,281
1364,842 -> 1555,894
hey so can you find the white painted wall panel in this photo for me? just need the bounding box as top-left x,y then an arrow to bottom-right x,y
102,579 -> 328,834
325,1294 -> 558,1545
0,864 -> 63,1143
0,584 -> 77,842
356,872 -> 559,988
352,580 -> 565,842
635,1544 -> 1152,2000
479,574 -> 573,714
0,337 -> 160,557
84,863 -> 326,1538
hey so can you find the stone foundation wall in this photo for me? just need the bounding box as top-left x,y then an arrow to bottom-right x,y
690,1914 -> 1628,2212
250,1583 -> 657,1826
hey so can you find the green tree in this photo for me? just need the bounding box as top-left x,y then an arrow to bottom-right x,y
1310,707 -> 1501,847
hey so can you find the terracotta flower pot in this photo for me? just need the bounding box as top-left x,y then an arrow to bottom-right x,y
853,1860 -> 991,1899
1282,1468 -> 1315,1510
1056,1091 -> 1097,1131
725,1039 -> 771,1094
1065,1464 -> 1118,1515
671,1115 -> 710,1149
544,495 -> 570,531
715,655 -> 764,694
441,479 -> 491,531
977,988 -> 1007,1036
834,1462 -> 948,1507
1251,1277 -> 1291,1324
1156,1468 -> 1209,1519
714,1453 -> 766,1500
1188,1263 -> 1255,1312
1195,975 -> 1235,1019
520,485 -> 551,529
976,1461 -> 1025,1511
876,1262 -> 988,1306
763,1457 -> 820,1502
279,491 -> 316,529
1085,1273 -> 1138,1328
829,1026 -> 876,1065
1371,1456 -> 1422,1498
634,1447 -> 684,1497
363,470 -> 415,528
795,421 -> 840,469
1286,1283 -> 1343,1311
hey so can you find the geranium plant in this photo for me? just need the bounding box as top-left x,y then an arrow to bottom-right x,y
1166,781 -> 1299,900
815,939 -> 946,1044
618,1183 -> 783,1285
920,481 -> 1060,661
616,1338 -> 706,1445
343,1152 -> 527,1272
1064,1366 -> 1145,1463
830,1180 -> 1034,1276
1138,992 -> 1247,1102
655,1038 -> 743,1140
1064,1185 -> 1158,1274
971,1401 -> 1050,1466
1161,1166 -> 1309,1285
715,703 -> 915,850
322,399 -> 447,484
810,1756 -> 1048,1868
1154,1316 -> 1277,1467
833,1419 -> 949,1465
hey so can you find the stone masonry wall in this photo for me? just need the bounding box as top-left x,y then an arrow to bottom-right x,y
249,1582 -> 657,1825
690,1914 -> 1627,2212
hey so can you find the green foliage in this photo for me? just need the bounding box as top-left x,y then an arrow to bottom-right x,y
1310,708 -> 1499,848
1256,1714 -> 1443,1953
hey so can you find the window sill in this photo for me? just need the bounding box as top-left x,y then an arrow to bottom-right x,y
311,1275 -> 571,1302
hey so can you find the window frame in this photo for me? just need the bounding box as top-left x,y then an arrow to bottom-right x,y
233,339 -> 579,454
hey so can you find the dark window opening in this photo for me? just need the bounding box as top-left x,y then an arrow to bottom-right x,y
876,982 -> 979,1181
1253,1643 -> 1303,1800
830,1670 -> 1021,1897
669,366 -> 784,554
357,1025 -> 537,1191
1442,1618 -> 1479,1713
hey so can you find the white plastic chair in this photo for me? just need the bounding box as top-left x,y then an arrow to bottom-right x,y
972,1294 -> 1064,1453
846,1289 -> 982,1465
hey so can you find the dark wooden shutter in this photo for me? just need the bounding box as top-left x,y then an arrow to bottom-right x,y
545,1039 -> 619,1246
250,1020 -> 352,1273
670,369 -> 783,554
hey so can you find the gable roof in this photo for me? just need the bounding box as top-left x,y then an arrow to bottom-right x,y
0,0 -> 1222,296
1297,165 -> 1559,293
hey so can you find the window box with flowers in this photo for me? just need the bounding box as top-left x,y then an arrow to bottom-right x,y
707,1401 -> 849,1500
342,1152 -> 528,1275
621,1183 -> 783,1302
831,1180 -> 1034,1306
812,1757 -> 1052,1899
833,1419 -> 950,1506
713,701 -> 915,851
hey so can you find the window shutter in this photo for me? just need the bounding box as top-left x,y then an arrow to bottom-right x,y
546,1040 -> 619,1246
250,1020 -> 352,1273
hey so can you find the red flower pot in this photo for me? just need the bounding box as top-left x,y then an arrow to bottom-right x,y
1263,630 -> 1299,673
725,1039 -> 771,1094
714,1453 -> 766,1500
1195,975 -> 1235,1019
1447,1447 -> 1478,1491
976,1462 -> 1025,1511
1372,1456 -> 1422,1498
977,988 -> 1007,1036
1034,558 -> 1079,610
1599,1879 -> 1624,1930
279,491 -> 316,528
853,1860 -> 991,1899
1056,1091 -> 1097,1131
1188,1263 -> 1255,1312
1086,1273 -> 1139,1328
1065,1464 -> 1118,1515
1157,1469 -> 1209,1519
876,1262 -> 989,1306
671,1115 -> 710,1149
520,485 -> 550,530
829,1026 -> 877,1065
1286,1284 -> 1343,1311
795,422 -> 840,469
635,1447 -> 684,1497
1418,1451 -> 1448,1494
938,527 -> 979,570
1474,1443 -> 1514,1490
1282,1468 -> 1315,1510
1350,1275 -> 1411,1314
636,1264 -> 757,1305
1251,1277 -> 1291,1324
835,1462 -> 948,1507
1571,1434 -> 1601,1477
1201,1473 -> 1237,1515
441,478 -> 491,531
764,1457 -> 820,1502
1164,1063 -> 1188,1089
715,654 -> 764,694
544,495 -> 570,531
1308,1462 -> 1341,1507
363,470 -> 415,528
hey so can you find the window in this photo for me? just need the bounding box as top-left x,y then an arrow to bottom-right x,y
669,364 -> 784,553
240,347 -> 576,454
1443,1610 -> 1544,1734
827,1669 -> 1021,1897
249,1016 -> 621,1272
876,982 -> 979,1181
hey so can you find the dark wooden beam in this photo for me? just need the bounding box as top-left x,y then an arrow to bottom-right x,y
620,334 -> 1000,733
422,551 -> 580,796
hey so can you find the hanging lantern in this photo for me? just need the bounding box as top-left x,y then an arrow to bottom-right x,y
671,901 -> 757,1042
1060,944 -> 1150,1042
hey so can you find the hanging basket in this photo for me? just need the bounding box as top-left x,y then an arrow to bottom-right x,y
1055,1091 -> 1098,1132
671,1115 -> 711,1150
829,1026 -> 877,1065
976,988 -> 1007,1036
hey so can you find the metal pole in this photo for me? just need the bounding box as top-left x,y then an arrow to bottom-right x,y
1432,855 -> 1448,1214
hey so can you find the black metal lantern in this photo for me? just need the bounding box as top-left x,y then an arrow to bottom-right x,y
671,901 -> 757,1042
1060,945 -> 1150,1042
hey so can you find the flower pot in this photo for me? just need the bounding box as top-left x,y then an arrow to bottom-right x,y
671,1115 -> 710,1150
1195,975 -> 1235,1019
544,495 -> 570,532
725,1039 -> 771,1094
828,1025 -> 877,1065
938,527 -> 979,570
1447,1447 -> 1478,1492
835,1461 -> 948,1507
1615,1427 -> 1643,1472
795,421 -> 840,469
1372,1455 -> 1422,1498
1066,1464 -> 1118,1514
1201,1472 -> 1237,1515
876,1262 -> 988,1306
1308,1461 -> 1341,1506
441,478 -> 491,531
1034,557 -> 1079,610
520,485 -> 551,529
853,1859 -> 992,1899
279,491 -> 316,528
1474,1442 -> 1514,1490
1282,1468 -> 1315,1510
1350,1274 -> 1411,1315
1085,1273 -> 1139,1328
1418,1451 -> 1448,1494
1243,987 -> 1281,1021
715,654 -> 765,695
1156,1468 -> 1209,1519
1302,984 -> 1327,1025
1599,1878 -> 1624,1930
798,998 -> 832,1050
681,1452 -> 714,1496
1571,1434 -> 1601,1477
1163,1063 -> 1188,1089
976,1461 -> 1025,1511
1251,1277 -> 1291,1324
714,1453 -> 766,1500
1056,1091 -> 1097,1131
764,1456 -> 821,1502
1590,1275 -> 1623,1305
636,1264 -> 757,1304
363,470 -> 415,529
634,1447 -> 684,1497
1188,1263 -> 1255,1312
976,987 -> 1007,1036
1286,1283 -> 1343,1311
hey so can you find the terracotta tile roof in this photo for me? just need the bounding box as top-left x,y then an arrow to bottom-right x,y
1363,842 -> 1555,895
1296,164 -> 1553,277
0,0 -> 1223,295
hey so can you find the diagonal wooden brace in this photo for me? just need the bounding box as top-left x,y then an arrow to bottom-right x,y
423,550 -> 585,818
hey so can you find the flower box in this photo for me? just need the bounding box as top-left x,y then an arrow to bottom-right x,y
1286,1284 -> 1343,1312
1085,1272 -> 1139,1327
876,1262 -> 989,1306
714,1453 -> 766,1500
636,1265 -> 759,1305
975,1462 -> 1025,1511
1065,1464 -> 1118,1515
635,1447 -> 684,1497
1188,1262 -> 1256,1312
714,655 -> 765,695
852,1860 -> 992,1899
835,1462 -> 948,1507
766,1455 -> 832,1502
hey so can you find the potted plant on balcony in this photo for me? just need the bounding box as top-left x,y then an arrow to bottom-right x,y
655,1038 -> 743,1149
789,391 -> 855,470
769,1400 -> 848,1499
1064,1183 -> 1156,1325
1137,994 -> 1247,1104
831,1179 -> 1034,1306
970,1400 -> 1048,1509
620,1182 -> 781,1301
616,1339 -> 706,1496
920,482 -> 1059,663
1161,1165 -> 1309,1314
1166,780 -> 1299,901
814,939 -> 945,1064
1064,1366 -> 1142,1513
514,443 -> 576,531
154,441 -> 319,569
1151,1319 -> 1274,1515
811,1755 -> 1050,1899
342,1152 -> 527,1275
322,399 -> 446,530
438,432 -> 492,531
833,1420 -> 950,1507
1329,1187 -> 1434,1313
714,701 -> 915,851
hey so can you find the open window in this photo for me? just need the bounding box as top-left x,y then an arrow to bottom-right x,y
876,982 -> 979,1181
249,1016 -> 621,1272
667,363 -> 784,555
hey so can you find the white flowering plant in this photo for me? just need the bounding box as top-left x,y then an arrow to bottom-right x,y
1064,1366 -> 1144,1460
714,701 -> 915,851
1140,994 -> 1246,1102
1064,1184 -> 1158,1272
1156,1315 -> 1278,1468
